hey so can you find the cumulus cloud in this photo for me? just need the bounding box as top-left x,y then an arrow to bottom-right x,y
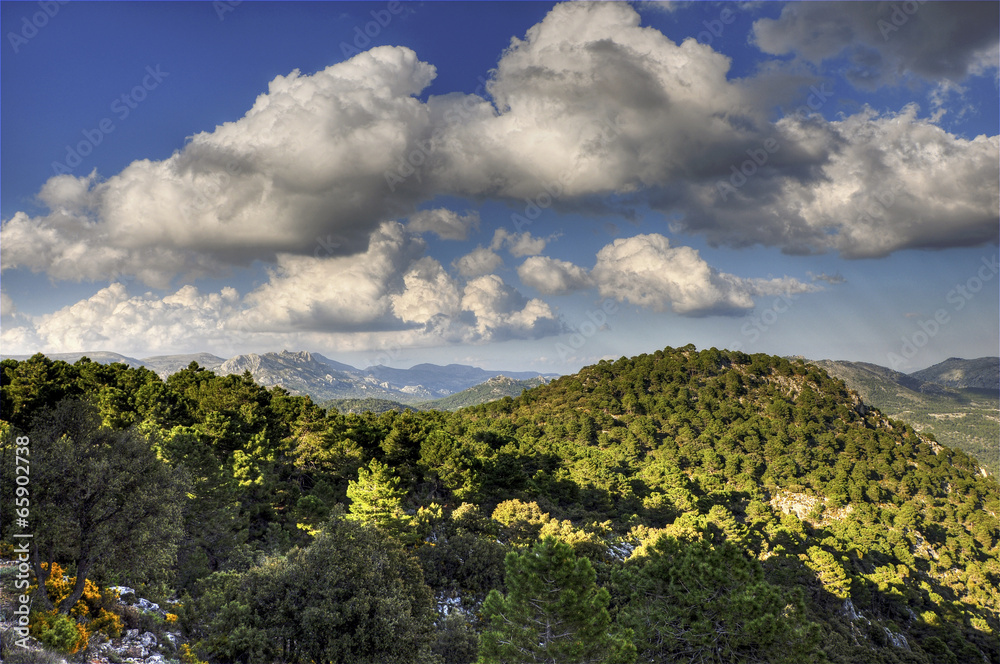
1,291 -> 15,318
240,222 -> 426,332
517,256 -> 593,295
460,275 -> 559,340
591,234 -> 817,316
434,1 -> 784,200
391,257 -> 462,325
407,209 -> 480,240
0,218 -> 561,354
3,0 -> 996,293
676,106 -> 1000,256
453,247 -> 504,278
491,229 -> 548,257
752,1 -> 999,88
2,47 -> 438,286
3,283 -> 243,355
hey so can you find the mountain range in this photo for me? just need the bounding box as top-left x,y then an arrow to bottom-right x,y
1,350 -> 557,405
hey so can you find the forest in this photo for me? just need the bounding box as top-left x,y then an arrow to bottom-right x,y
1,346 -> 998,664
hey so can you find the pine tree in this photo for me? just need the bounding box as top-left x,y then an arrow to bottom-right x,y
478,537 -> 635,664
346,458 -> 407,534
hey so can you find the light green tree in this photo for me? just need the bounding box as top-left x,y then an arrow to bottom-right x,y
346,458 -> 407,534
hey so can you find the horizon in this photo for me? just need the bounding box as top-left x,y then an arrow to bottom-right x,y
2,1 -> 998,375
3,344 -> 993,378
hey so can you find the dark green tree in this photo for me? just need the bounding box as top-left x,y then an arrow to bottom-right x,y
478,536 -> 635,664
19,399 -> 186,612
615,535 -> 822,664
197,512 -> 437,664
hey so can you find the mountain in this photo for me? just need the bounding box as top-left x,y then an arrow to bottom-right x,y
911,356 -> 1000,391
215,350 -> 409,402
141,353 -> 227,376
214,350 -> 557,403
417,375 -> 551,411
812,358 -> 999,476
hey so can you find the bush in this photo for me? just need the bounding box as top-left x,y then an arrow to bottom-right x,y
28,562 -> 123,643
30,611 -> 88,654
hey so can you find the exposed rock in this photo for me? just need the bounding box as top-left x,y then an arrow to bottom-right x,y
883,626 -> 910,650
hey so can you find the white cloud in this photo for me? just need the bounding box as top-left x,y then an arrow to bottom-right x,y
591,234 -> 817,316
491,229 -> 548,257
407,209 -> 480,240
240,221 -> 425,332
391,256 -> 462,324
713,107 -> 999,258
2,0 -> 997,353
7,283 -> 243,356
453,247 -> 504,278
517,256 -> 592,295
1,291 -> 16,318
460,275 -> 559,340
1,47 -> 438,286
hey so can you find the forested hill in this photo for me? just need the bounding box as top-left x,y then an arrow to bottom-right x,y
1,347 -> 998,664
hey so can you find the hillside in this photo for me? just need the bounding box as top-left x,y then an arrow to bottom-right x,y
911,357 -> 1000,390
323,397 -> 417,414
417,375 -> 551,411
1,347 -> 998,664
813,359 -> 999,476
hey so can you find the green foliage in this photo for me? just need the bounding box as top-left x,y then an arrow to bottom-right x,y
346,458 -> 408,534
478,537 -> 635,664
194,514 -> 437,664
2,399 -> 185,613
3,347 -> 999,664
617,535 -> 821,664
36,612 -> 85,653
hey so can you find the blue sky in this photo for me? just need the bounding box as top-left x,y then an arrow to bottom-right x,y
2,1 -> 998,374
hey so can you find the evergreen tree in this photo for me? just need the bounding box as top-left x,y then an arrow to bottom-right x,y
478,537 -> 635,664
346,458 -> 407,534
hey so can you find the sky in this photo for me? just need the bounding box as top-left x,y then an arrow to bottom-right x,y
1,0 -> 998,375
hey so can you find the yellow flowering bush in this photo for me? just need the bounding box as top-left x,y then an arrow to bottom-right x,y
27,562 -> 123,653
